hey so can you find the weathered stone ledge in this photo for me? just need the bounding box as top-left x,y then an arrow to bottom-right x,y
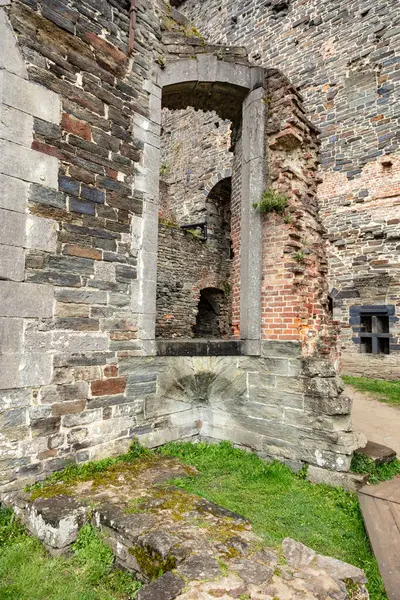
2,456 -> 369,599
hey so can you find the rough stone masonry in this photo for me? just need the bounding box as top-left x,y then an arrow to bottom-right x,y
173,0 -> 400,380
0,0 -> 364,494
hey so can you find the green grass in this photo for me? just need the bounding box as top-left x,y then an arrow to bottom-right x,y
157,441 -> 387,600
343,375 -> 400,406
0,508 -> 141,600
351,452 -> 400,485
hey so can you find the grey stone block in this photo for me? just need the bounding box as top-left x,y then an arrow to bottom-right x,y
0,173 -> 29,213
0,11 -> 28,78
301,358 -> 337,378
0,139 -> 58,189
0,208 -> 26,247
0,317 -> 23,352
29,183 -> 66,210
0,244 -> 25,281
26,215 -> 57,252
0,105 -> 33,147
55,288 -> 107,305
25,496 -> 88,550
52,332 -> 109,353
20,353 -> 53,387
261,341 -> 302,358
0,282 -> 54,317
2,70 -> 60,124
307,465 -> 368,492
0,388 -> 31,410
304,394 -> 352,415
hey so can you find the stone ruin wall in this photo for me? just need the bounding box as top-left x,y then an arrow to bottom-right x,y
160,107 -> 233,224
176,0 -> 400,379
0,0 -> 165,492
160,65 -> 338,359
0,0 -> 362,494
156,222 -> 232,339
157,107 -> 233,340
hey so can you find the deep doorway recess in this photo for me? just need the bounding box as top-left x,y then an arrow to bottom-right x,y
193,287 -> 229,338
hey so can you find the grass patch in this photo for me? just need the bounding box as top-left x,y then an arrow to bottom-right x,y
0,510 -> 141,600
351,452 -> 400,485
253,189 -> 288,215
343,375 -> 400,406
157,441 -> 387,600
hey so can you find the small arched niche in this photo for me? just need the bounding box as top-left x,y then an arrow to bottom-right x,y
193,287 -> 230,339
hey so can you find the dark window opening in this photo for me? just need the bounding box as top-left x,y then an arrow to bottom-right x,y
193,288 -> 229,339
359,309 -> 390,355
360,337 -> 372,354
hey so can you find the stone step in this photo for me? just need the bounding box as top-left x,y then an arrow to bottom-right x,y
356,440 -> 397,466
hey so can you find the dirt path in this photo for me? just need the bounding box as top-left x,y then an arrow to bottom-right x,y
347,385 -> 400,456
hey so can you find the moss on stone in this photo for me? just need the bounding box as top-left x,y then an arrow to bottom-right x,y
129,544 -> 177,580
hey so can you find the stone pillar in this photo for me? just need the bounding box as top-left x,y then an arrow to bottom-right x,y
240,86 -> 266,355
131,80 -> 162,355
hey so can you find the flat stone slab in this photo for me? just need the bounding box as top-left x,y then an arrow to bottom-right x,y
3,455 -> 370,599
356,440 -> 397,465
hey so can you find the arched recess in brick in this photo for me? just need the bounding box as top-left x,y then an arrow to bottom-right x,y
133,55 -> 266,356
0,9 -> 60,390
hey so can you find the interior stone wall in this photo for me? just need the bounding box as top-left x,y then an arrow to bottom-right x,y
176,0 -> 400,378
119,341 -> 363,475
156,222 -> 232,339
160,107 -> 233,224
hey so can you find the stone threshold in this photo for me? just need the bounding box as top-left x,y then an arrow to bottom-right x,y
156,339 -> 243,356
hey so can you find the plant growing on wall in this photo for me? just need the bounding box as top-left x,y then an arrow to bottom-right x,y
160,163 -> 169,176
253,189 -> 288,214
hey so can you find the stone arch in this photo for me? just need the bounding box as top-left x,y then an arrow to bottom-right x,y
0,8 -> 60,391
134,55 -> 266,355
204,168 -> 233,198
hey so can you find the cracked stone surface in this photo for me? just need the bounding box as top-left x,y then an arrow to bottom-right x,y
3,456 -> 369,599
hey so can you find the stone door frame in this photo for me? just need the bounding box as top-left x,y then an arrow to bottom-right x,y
132,55 -> 266,356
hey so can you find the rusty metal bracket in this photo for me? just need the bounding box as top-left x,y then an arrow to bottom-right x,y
129,0 -> 136,54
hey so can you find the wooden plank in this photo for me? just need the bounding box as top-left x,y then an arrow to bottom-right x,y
359,478 -> 400,505
358,493 -> 400,600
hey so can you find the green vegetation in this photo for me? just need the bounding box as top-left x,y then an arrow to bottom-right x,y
253,188 -> 288,215
351,452 -> 400,485
343,375 -> 400,406
160,162 -> 169,176
294,250 -> 306,263
157,441 -> 387,600
0,508 -> 141,600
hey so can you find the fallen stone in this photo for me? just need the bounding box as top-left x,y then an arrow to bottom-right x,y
25,495 -> 88,552
355,440 -> 396,466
